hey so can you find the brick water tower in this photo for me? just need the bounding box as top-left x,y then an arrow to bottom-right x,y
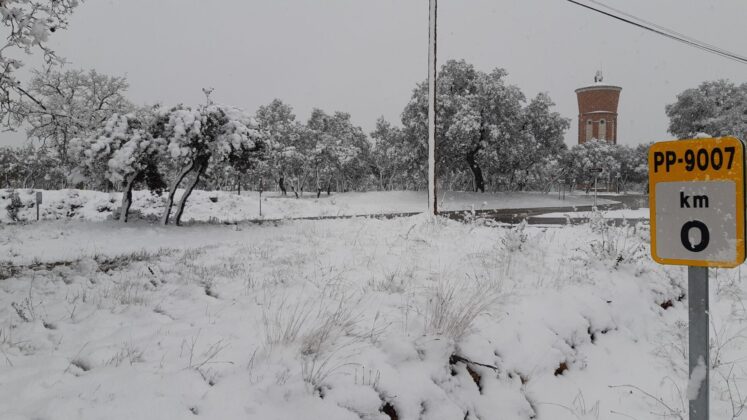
575,71 -> 622,144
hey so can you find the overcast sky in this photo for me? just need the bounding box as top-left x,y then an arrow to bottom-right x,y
3,0 -> 747,148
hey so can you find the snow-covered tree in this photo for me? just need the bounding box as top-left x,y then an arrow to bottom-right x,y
19,69 -> 132,174
402,60 -> 520,192
0,145 -> 57,188
254,99 -> 302,195
401,60 -> 568,192
666,80 -> 747,141
0,0 -> 82,128
256,100 -> 376,195
205,132 -> 268,193
615,142 -> 649,192
74,109 -> 166,222
160,104 -> 261,226
520,93 -> 569,170
487,93 -> 569,191
563,139 -> 621,191
370,117 -> 417,190
307,109 -> 371,195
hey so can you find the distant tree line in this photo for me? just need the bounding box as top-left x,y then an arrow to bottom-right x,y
1,61 -> 652,188
27,61 -> 747,223
0,3 -> 737,223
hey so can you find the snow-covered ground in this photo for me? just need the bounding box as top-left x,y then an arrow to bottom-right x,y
0,189 -> 616,224
537,208 -> 650,219
2,216 -> 745,419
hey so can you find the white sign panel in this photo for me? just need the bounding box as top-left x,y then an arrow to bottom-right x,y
654,181 -> 737,262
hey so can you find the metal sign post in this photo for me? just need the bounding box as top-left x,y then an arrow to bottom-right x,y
649,136 -> 747,420
35,191 -> 42,221
689,266 -> 709,418
259,179 -> 263,217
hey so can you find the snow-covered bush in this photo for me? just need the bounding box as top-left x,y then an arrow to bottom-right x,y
74,109 -> 166,222
586,221 -> 647,270
160,104 -> 263,226
4,190 -> 22,222
424,277 -> 499,341
502,220 -> 529,253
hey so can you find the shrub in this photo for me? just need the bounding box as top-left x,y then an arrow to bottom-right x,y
5,191 -> 23,222
424,277 -> 500,341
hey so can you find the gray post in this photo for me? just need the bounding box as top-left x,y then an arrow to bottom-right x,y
593,175 -> 598,208
689,266 -> 709,419
35,191 -> 42,221
427,0 -> 438,215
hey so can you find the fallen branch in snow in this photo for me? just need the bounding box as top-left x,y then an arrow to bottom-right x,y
449,354 -> 499,371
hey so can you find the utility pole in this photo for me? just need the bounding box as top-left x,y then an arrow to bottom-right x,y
427,0 -> 438,216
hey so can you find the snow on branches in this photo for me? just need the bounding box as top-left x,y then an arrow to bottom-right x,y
160,103 -> 261,226
73,103 -> 262,225
0,0 -> 81,127
21,69 -> 132,170
74,110 -> 165,221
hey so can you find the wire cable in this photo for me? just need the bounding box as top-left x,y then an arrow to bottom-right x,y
588,0 -> 739,59
566,0 -> 747,65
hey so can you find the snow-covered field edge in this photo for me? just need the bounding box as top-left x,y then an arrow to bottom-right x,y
0,189 -> 617,224
2,216 -> 746,419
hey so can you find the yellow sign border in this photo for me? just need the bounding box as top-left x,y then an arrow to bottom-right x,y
649,136 -> 746,268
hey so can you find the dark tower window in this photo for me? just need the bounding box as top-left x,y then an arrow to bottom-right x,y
599,119 -> 606,141
586,120 -> 593,141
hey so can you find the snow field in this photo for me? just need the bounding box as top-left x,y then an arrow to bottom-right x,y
1,216 -> 746,419
536,208 -> 650,220
0,189 -> 616,224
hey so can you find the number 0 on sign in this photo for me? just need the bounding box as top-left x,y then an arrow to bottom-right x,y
649,136 -> 746,267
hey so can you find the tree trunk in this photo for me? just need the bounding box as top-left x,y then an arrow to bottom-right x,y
466,154 -> 485,193
278,175 -> 287,196
174,161 -> 207,226
162,161 -> 195,226
119,173 -> 138,223
388,172 -> 397,191
315,167 -> 320,195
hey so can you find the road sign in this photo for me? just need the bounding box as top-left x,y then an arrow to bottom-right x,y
589,167 -> 603,173
649,136 -> 746,268
649,136 -> 746,420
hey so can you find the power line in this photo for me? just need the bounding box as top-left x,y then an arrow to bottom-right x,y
588,0 -> 735,58
567,0 -> 747,63
566,0 -> 747,65
569,0 -> 747,64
